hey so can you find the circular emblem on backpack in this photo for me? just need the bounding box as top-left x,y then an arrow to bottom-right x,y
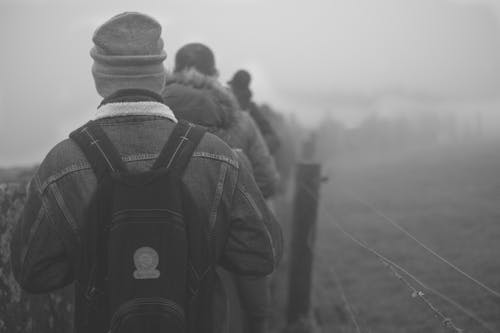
133,247 -> 160,279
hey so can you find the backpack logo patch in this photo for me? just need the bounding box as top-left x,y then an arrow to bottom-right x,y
133,247 -> 160,279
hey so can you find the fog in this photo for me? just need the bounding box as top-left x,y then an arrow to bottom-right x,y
1,0 -> 500,166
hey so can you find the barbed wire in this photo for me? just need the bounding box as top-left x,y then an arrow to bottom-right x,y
327,188 -> 497,331
341,189 -> 500,299
297,181 -> 497,333
381,260 -> 464,333
382,255 -> 496,333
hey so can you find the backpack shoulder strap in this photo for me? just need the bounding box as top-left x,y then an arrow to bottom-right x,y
69,120 -> 127,178
152,120 -> 206,175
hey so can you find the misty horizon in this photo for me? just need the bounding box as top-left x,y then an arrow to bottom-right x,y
2,0 -> 500,166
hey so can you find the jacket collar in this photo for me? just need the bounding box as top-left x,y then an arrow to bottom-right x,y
95,89 -> 177,122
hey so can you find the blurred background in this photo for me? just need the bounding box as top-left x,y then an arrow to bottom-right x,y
2,1 -> 500,332
2,0 -> 500,166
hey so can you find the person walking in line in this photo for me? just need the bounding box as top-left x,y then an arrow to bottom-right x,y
162,43 -> 280,333
162,43 -> 280,199
10,12 -> 282,333
228,70 -> 280,155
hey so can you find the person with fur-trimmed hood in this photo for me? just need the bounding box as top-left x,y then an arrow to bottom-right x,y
162,43 -> 279,199
162,43 -> 279,333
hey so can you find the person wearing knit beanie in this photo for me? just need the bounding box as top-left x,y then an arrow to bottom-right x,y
163,46 -> 280,333
91,12 -> 167,97
228,69 -> 281,155
228,69 -> 253,110
174,43 -> 218,77
11,10 -> 284,333
228,70 -> 251,91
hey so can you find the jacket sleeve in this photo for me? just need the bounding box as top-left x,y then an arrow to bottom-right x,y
220,162 -> 283,276
234,275 -> 271,333
244,114 -> 280,198
10,173 -> 74,294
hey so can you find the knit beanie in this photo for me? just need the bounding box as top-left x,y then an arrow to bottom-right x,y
228,70 -> 251,90
174,43 -> 217,76
228,70 -> 252,108
91,12 -> 167,98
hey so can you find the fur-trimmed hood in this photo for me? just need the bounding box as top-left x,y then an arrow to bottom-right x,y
161,68 -> 239,130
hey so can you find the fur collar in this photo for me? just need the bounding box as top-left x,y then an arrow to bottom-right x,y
164,69 -> 239,129
95,101 -> 177,122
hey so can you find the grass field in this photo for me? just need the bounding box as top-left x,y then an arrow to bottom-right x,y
3,140 -> 500,332
289,140 -> 500,332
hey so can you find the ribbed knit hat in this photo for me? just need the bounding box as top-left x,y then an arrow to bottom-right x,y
91,12 -> 167,98
174,43 -> 217,76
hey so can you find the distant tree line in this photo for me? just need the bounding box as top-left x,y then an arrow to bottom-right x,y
313,110 -> 476,163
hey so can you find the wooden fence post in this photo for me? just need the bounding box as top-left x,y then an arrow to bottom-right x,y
285,162 -> 322,333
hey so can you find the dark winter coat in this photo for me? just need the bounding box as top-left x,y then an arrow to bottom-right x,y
231,87 -> 281,154
162,69 -> 279,198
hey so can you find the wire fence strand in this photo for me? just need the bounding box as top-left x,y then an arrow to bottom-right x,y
381,260 -> 464,333
297,181 -> 497,333
342,190 -> 500,299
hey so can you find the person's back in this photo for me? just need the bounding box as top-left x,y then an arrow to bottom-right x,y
163,60 -> 280,199
162,45 -> 281,333
10,13 -> 282,333
218,111 -> 279,198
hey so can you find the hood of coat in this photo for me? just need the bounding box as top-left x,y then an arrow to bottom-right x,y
162,68 -> 239,130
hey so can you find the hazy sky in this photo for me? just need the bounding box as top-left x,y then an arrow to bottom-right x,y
1,0 -> 500,166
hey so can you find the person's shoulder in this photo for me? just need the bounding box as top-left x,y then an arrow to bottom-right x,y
233,110 -> 256,126
193,130 -> 239,169
235,111 -> 260,134
163,83 -> 198,106
35,137 -> 89,192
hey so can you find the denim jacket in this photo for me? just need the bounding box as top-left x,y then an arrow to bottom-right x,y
10,92 -> 283,331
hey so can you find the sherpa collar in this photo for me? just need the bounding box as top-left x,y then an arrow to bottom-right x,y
95,101 -> 178,122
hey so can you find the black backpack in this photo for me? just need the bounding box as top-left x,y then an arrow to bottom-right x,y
70,120 -> 215,333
